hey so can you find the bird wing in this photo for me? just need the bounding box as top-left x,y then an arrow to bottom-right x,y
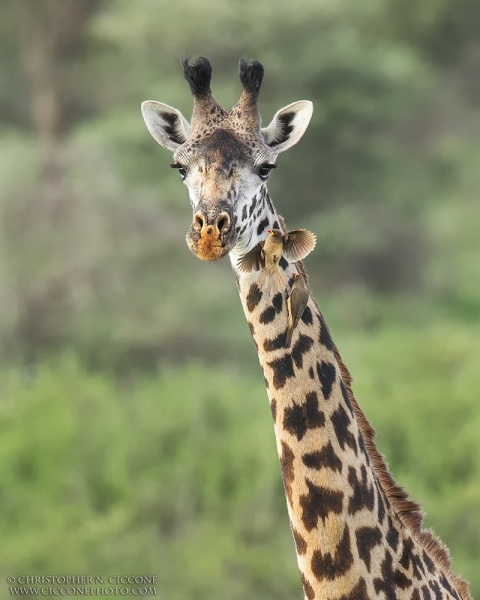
282,229 -> 317,262
237,243 -> 264,272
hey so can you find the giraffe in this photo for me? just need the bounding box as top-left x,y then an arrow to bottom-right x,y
141,58 -> 472,600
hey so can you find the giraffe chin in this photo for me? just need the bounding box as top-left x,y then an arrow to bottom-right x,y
186,231 -> 234,261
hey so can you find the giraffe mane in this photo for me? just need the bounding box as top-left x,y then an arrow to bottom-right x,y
329,334 -> 473,600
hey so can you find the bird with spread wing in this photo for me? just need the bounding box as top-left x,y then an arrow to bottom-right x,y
237,228 -> 316,295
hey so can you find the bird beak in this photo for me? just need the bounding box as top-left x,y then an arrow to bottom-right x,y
267,229 -> 273,235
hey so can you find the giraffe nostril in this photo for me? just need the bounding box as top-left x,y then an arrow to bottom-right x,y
194,213 -> 204,231
217,212 -> 231,233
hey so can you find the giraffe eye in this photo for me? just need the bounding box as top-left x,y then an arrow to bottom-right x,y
258,163 -> 276,181
170,162 -> 187,181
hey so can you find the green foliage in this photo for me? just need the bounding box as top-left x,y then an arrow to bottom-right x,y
0,358 -> 300,599
1,336 -> 480,597
2,0 -> 480,365
0,1 -> 479,597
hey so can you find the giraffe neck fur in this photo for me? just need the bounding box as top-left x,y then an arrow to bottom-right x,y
231,191 -> 472,600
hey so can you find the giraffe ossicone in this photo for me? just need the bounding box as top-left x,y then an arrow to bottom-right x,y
142,57 -> 472,600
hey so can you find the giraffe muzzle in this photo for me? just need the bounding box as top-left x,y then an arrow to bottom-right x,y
186,207 -> 236,261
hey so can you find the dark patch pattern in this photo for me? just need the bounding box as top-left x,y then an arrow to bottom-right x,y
422,550 -> 435,574
268,354 -> 295,390
242,204 -> 247,221
259,306 -> 276,324
310,524 -> 353,581
302,441 -> 342,473
259,293 -> 283,324
292,528 -> 307,556
421,585 -> 432,600
246,283 -> 262,312
308,366 -> 314,379
400,539 -> 426,581
355,526 -> 382,572
264,332 -> 287,352
263,373 -> 269,389
280,441 -> 295,506
411,591 -> 421,600
440,574 -> 459,600
300,573 -> 315,600
283,391 -> 325,441
377,485 -> 386,525
386,516 -> 399,552
348,465 -> 375,516
316,361 -> 336,399
272,292 -> 283,312
257,217 -> 269,236
358,432 -> 370,465
279,256 -> 288,270
248,196 -> 257,217
291,335 -> 314,369
340,379 -> 354,414
337,578 -> 370,600
374,553 -> 413,600
330,404 -> 358,455
300,479 -> 343,531
266,193 -> 275,213
429,581 -> 442,600
300,306 -> 313,325
318,313 -> 334,351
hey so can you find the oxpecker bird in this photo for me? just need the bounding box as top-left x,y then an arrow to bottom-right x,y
238,228 -> 316,295
285,272 -> 310,347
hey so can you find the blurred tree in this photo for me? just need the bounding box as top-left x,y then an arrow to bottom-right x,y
0,0 -> 478,366
0,1 -> 478,595
1,0 -> 104,360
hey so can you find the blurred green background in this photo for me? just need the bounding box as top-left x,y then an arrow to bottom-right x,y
1,0 -> 480,597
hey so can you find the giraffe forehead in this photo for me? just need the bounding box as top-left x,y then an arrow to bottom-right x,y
176,127 -> 271,168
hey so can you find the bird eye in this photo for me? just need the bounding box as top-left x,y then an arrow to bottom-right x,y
170,162 -> 187,181
258,163 -> 276,181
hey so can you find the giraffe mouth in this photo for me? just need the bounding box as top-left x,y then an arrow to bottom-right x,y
186,207 -> 237,261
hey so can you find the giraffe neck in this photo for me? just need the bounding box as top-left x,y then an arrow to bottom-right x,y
229,195 -> 471,600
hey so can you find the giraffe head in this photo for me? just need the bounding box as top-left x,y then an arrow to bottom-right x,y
141,57 -> 313,261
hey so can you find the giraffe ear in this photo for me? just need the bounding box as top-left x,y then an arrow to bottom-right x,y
141,101 -> 192,151
262,101 -> 313,153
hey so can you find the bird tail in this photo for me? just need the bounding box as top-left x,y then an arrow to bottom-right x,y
257,269 -> 268,293
271,269 -> 286,295
258,269 -> 285,295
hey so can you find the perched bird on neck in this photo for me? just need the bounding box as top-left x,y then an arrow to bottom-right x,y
238,228 -> 316,295
285,272 -> 310,347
